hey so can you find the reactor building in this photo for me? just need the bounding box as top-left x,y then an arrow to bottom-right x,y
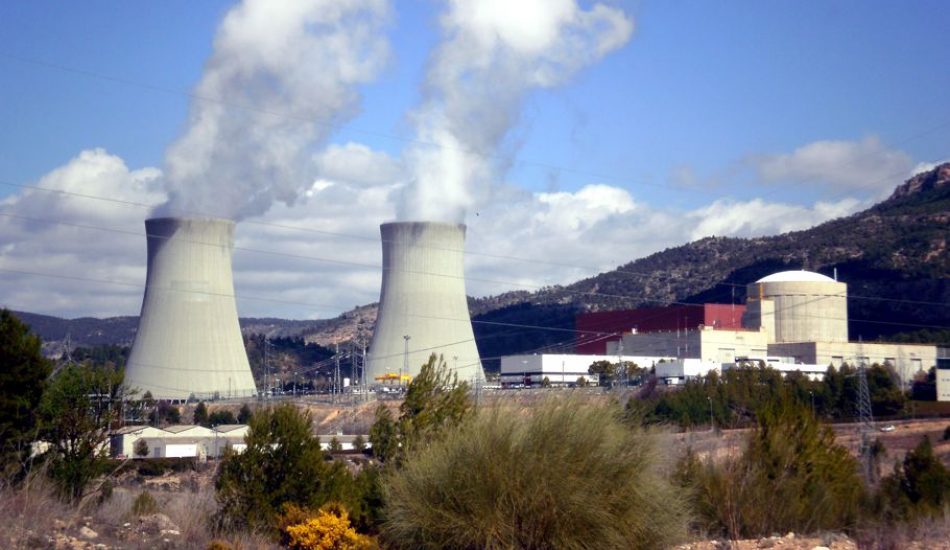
742,270 -> 848,344
124,217 -> 257,400
366,222 -> 484,384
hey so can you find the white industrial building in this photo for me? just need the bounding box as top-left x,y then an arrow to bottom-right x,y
109,424 -> 249,459
124,217 -> 257,400
937,348 -> 950,402
499,353 -> 674,386
604,270 -> 939,385
367,222 -> 484,385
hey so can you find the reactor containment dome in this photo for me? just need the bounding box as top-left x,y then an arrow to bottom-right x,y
366,221 -> 484,384
124,217 -> 257,400
743,269 -> 848,344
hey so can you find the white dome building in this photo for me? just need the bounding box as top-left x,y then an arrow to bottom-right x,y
743,270 -> 848,343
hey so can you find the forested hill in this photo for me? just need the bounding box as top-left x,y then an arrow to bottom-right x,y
13,163 -> 950,363
471,163 -> 950,364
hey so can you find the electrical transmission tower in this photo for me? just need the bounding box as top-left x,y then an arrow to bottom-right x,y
856,360 -> 876,483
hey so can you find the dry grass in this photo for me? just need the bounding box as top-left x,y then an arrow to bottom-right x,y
0,474 -> 74,549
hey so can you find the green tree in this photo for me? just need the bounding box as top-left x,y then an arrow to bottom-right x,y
209,409 -> 237,426
0,309 -> 51,480
238,403 -> 253,424
368,405 -> 398,462
214,403 -> 359,533
689,396 -> 863,538
38,363 -> 127,501
367,354 -> 472,464
588,360 -> 616,387
352,434 -> 366,454
134,438 -> 149,458
887,436 -> 950,516
398,355 -> 470,448
194,401 -> 209,427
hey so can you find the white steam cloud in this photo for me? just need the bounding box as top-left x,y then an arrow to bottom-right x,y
398,0 -> 633,222
155,0 -> 390,221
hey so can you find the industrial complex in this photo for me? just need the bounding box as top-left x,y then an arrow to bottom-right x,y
117,216 -> 943,404
566,270 -> 941,393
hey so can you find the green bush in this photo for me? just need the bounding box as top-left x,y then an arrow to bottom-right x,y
875,436 -> 950,520
685,397 -> 863,538
381,397 -> 689,549
213,403 -> 368,534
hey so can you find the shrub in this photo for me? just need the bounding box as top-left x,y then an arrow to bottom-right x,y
214,404 -> 364,533
876,436 -> 950,520
328,437 -> 342,454
381,397 -> 688,549
687,397 -> 863,538
132,490 -> 159,516
284,503 -> 377,550
351,435 -> 366,454
134,439 -> 149,458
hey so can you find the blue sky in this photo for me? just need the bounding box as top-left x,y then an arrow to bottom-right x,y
0,0 -> 948,319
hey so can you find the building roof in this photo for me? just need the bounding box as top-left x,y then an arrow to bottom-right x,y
213,424 -> 248,434
757,270 -> 836,283
163,424 -> 212,434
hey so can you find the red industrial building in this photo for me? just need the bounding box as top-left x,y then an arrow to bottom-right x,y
575,303 -> 746,354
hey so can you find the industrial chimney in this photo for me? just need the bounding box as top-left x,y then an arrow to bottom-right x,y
125,217 -> 257,400
367,222 -> 483,385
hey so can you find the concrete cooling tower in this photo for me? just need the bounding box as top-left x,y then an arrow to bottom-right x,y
125,217 -> 257,400
742,270 -> 848,344
367,222 -> 484,385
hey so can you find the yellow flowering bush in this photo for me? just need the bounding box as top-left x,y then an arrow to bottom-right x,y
284,504 -> 376,550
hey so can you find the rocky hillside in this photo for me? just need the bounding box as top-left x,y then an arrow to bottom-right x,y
15,164 -> 950,366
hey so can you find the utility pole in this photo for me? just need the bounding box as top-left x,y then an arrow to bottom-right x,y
334,343 -> 340,403
262,336 -> 268,401
857,359 -> 875,483
362,342 -> 367,402
616,337 -> 625,391
402,335 -> 410,390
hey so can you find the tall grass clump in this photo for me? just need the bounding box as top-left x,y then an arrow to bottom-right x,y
381,397 -> 689,549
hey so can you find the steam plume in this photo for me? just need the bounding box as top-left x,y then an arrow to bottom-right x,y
156,0 -> 390,221
398,0 -> 633,222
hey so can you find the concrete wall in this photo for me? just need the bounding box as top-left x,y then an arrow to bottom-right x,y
367,222 -> 483,384
614,328 -> 768,365
767,341 -> 938,387
125,218 -> 257,400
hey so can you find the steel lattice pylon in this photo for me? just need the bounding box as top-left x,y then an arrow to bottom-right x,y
856,362 -> 875,483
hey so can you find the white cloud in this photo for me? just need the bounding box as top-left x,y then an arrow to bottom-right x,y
685,197 -> 865,241
752,136 -> 913,191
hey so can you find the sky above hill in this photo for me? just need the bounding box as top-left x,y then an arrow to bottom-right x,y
0,0 -> 948,319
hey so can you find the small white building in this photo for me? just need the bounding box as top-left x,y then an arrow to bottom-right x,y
110,425 -> 170,458
109,424 -> 250,459
654,359 -> 722,384
499,353 -> 672,387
